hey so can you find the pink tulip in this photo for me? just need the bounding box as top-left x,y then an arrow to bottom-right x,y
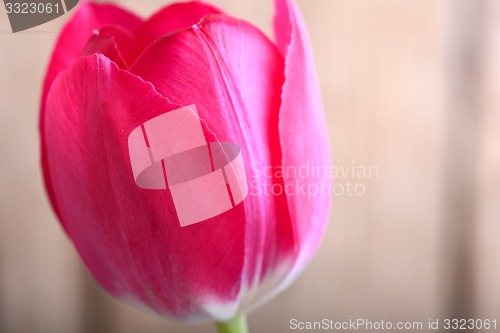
40,0 -> 331,330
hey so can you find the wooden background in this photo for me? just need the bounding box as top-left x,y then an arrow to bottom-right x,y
1,0 -> 499,332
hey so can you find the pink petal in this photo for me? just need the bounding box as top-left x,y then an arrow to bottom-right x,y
42,3 -> 142,105
130,15 -> 295,307
44,54 -> 245,322
273,0 -> 332,286
135,1 -> 223,52
82,25 -> 139,69
41,3 -> 142,222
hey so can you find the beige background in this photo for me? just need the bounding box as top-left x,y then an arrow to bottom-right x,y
1,0 -> 500,332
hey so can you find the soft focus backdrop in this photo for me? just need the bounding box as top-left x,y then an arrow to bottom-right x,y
1,0 -> 499,332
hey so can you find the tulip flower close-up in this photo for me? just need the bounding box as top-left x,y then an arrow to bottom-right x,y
4,0 -> 500,332
39,0 -> 331,331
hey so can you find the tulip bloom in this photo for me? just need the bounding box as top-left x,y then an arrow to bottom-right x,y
40,0 -> 331,331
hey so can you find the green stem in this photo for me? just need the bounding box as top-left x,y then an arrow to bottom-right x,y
215,313 -> 249,333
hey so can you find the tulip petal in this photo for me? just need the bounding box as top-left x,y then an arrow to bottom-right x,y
44,54 -> 246,322
135,1 -> 223,52
42,3 -> 142,104
41,3 -> 142,222
130,15 -> 296,310
273,0 -> 332,287
82,25 -> 139,69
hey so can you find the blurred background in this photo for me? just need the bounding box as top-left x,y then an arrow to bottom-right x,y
1,0 -> 499,332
